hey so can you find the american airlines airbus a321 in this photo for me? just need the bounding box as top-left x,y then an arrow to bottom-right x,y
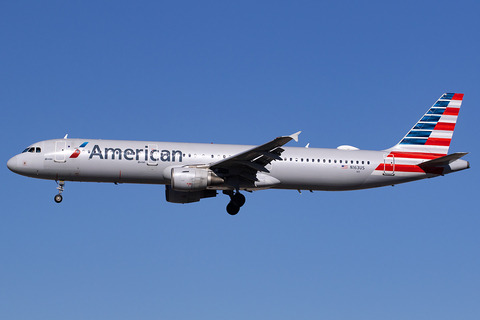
7,93 -> 469,215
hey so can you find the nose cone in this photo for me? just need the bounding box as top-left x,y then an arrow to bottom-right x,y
7,156 -> 17,173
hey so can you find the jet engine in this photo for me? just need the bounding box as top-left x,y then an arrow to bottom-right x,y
171,167 -> 224,191
165,185 -> 217,203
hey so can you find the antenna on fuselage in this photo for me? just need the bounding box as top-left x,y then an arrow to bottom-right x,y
63,134 -> 68,139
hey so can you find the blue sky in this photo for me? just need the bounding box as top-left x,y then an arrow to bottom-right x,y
1,1 -> 479,319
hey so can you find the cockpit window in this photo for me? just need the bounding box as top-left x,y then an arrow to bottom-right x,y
22,147 -> 40,153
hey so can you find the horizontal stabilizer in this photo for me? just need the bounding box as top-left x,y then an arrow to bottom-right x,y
418,152 -> 468,168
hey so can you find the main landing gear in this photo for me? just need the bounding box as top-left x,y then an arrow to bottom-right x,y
224,190 -> 246,215
54,180 -> 65,203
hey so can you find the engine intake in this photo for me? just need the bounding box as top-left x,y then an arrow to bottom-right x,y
171,167 -> 224,191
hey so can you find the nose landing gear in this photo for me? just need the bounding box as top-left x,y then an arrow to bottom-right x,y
224,190 -> 246,215
54,180 -> 65,203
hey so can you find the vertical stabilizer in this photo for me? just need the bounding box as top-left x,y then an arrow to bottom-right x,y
387,93 -> 463,155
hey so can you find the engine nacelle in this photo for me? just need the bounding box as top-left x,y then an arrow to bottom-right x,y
165,185 -> 217,204
171,167 -> 224,191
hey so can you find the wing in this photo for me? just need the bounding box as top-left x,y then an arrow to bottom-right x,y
205,131 -> 300,189
210,131 -> 300,172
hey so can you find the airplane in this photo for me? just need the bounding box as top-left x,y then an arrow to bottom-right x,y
7,93 -> 469,215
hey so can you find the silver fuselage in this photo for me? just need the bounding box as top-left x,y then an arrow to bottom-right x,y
7,138 -> 469,192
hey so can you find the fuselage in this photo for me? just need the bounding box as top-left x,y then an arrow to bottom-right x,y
6,93 -> 470,215
7,138 -> 469,192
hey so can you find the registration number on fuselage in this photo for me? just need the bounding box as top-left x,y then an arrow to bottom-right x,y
350,165 -> 365,170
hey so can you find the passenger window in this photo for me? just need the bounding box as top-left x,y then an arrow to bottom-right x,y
334,160 -> 337,163
306,158 -> 309,162
328,159 -> 331,163
290,158 -> 292,161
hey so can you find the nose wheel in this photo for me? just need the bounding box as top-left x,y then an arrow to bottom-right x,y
54,180 -> 65,203
224,191 -> 246,215
54,194 -> 63,203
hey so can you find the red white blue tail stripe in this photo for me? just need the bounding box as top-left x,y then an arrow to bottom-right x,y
374,93 -> 465,175
389,93 -> 463,156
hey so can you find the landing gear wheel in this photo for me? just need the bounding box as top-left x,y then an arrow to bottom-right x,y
55,180 -> 65,203
232,193 -> 246,207
226,202 -> 240,215
223,190 -> 246,215
54,194 -> 63,203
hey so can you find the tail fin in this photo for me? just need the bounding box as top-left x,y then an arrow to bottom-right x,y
387,93 -> 464,155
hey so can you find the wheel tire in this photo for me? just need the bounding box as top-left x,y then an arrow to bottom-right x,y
232,193 -> 246,207
226,202 -> 240,215
54,194 -> 63,203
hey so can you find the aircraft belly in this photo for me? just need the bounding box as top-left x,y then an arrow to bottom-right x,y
361,171 -> 430,189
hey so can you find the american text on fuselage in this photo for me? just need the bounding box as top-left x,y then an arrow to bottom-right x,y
89,145 -> 183,162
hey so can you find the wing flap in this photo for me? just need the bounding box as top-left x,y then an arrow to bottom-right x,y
232,160 -> 270,173
258,151 -> 283,161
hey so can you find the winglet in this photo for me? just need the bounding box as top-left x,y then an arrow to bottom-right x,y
290,131 -> 301,142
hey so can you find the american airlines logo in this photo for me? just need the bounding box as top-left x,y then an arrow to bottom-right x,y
69,142 -> 89,159
88,145 -> 183,162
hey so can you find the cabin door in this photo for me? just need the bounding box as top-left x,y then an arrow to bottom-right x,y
147,144 -> 159,166
383,155 -> 395,176
54,141 -> 66,163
